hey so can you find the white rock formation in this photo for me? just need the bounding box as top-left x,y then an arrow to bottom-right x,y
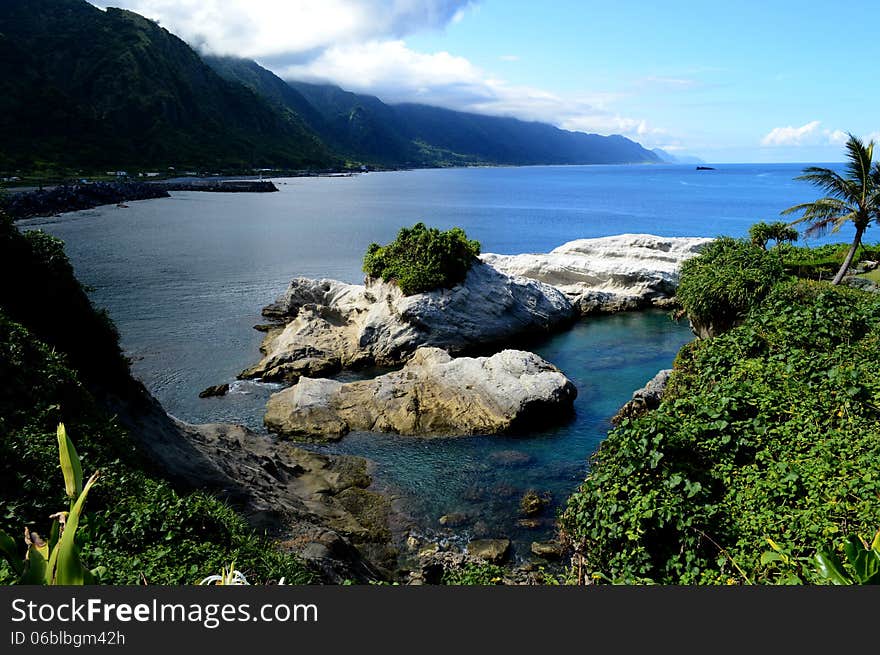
242,261 -> 574,381
482,234 -> 713,314
264,347 -> 577,438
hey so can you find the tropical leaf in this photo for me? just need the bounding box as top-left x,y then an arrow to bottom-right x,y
57,423 -> 83,499
51,472 -> 99,585
815,551 -> 852,585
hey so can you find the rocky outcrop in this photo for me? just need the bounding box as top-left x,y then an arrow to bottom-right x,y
4,182 -> 170,220
242,234 -> 709,382
482,234 -> 713,315
179,422 -> 395,581
264,347 -> 577,439
611,368 -> 672,424
104,382 -> 394,582
241,262 -> 575,382
199,383 -> 229,398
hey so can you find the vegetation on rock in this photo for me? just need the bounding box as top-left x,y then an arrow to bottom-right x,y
363,222 -> 481,295
676,236 -> 784,335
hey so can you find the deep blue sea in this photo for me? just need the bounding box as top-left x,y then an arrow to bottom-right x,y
19,163 -> 847,559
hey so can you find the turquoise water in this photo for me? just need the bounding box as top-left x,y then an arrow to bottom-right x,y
19,163 -> 842,559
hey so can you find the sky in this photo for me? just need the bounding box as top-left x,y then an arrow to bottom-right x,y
89,0 -> 880,163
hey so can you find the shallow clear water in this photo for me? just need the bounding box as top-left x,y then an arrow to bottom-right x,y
19,163 -> 841,559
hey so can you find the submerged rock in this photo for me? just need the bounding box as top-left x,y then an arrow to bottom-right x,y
241,262 -> 574,381
264,347 -> 577,439
467,538 -> 511,563
482,234 -> 713,315
439,512 -> 470,527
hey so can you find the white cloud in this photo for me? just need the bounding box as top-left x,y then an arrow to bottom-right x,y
761,121 -> 853,147
499,54 -> 520,62
89,0 -> 474,57
281,39 -> 670,146
761,121 -> 822,146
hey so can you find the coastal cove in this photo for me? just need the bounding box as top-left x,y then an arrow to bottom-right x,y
17,163 -> 845,565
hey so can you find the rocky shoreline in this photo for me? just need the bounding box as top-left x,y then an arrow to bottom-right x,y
3,179 -> 279,220
3,181 -> 171,220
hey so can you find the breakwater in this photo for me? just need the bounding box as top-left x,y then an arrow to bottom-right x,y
4,180 -> 278,220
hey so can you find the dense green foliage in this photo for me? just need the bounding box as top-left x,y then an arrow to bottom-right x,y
0,214 -> 312,585
560,280 -> 880,584
442,562 -> 506,585
676,237 -> 785,331
814,530 -> 880,584
363,223 -> 481,295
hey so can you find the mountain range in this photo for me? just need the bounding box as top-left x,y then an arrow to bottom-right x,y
0,0 -> 662,173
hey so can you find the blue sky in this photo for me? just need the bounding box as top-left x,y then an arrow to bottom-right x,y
91,0 -> 879,162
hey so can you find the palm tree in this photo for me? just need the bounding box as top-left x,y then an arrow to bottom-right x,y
782,134 -> 880,284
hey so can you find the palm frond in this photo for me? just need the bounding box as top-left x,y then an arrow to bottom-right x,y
794,167 -> 858,200
782,197 -> 850,219
843,134 -> 873,194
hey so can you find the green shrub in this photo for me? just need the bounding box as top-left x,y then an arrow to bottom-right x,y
442,562 -> 505,585
749,221 -> 798,250
560,280 -> 880,584
677,236 -> 785,335
363,222 -> 481,295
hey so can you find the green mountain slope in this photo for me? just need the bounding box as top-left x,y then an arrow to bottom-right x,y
0,0 -> 335,171
208,57 -> 661,167
394,102 -> 661,165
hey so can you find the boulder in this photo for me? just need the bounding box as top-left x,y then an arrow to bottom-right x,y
198,383 -> 229,398
467,538 -> 511,563
264,347 -> 577,439
482,234 -> 713,315
612,368 -> 672,424
241,262 -> 574,381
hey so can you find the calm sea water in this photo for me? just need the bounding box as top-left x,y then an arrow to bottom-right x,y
19,163 -> 844,559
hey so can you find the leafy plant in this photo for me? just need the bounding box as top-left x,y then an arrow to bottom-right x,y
442,562 -> 505,585
0,424 -> 101,584
363,222 -> 481,295
815,529 -> 880,585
